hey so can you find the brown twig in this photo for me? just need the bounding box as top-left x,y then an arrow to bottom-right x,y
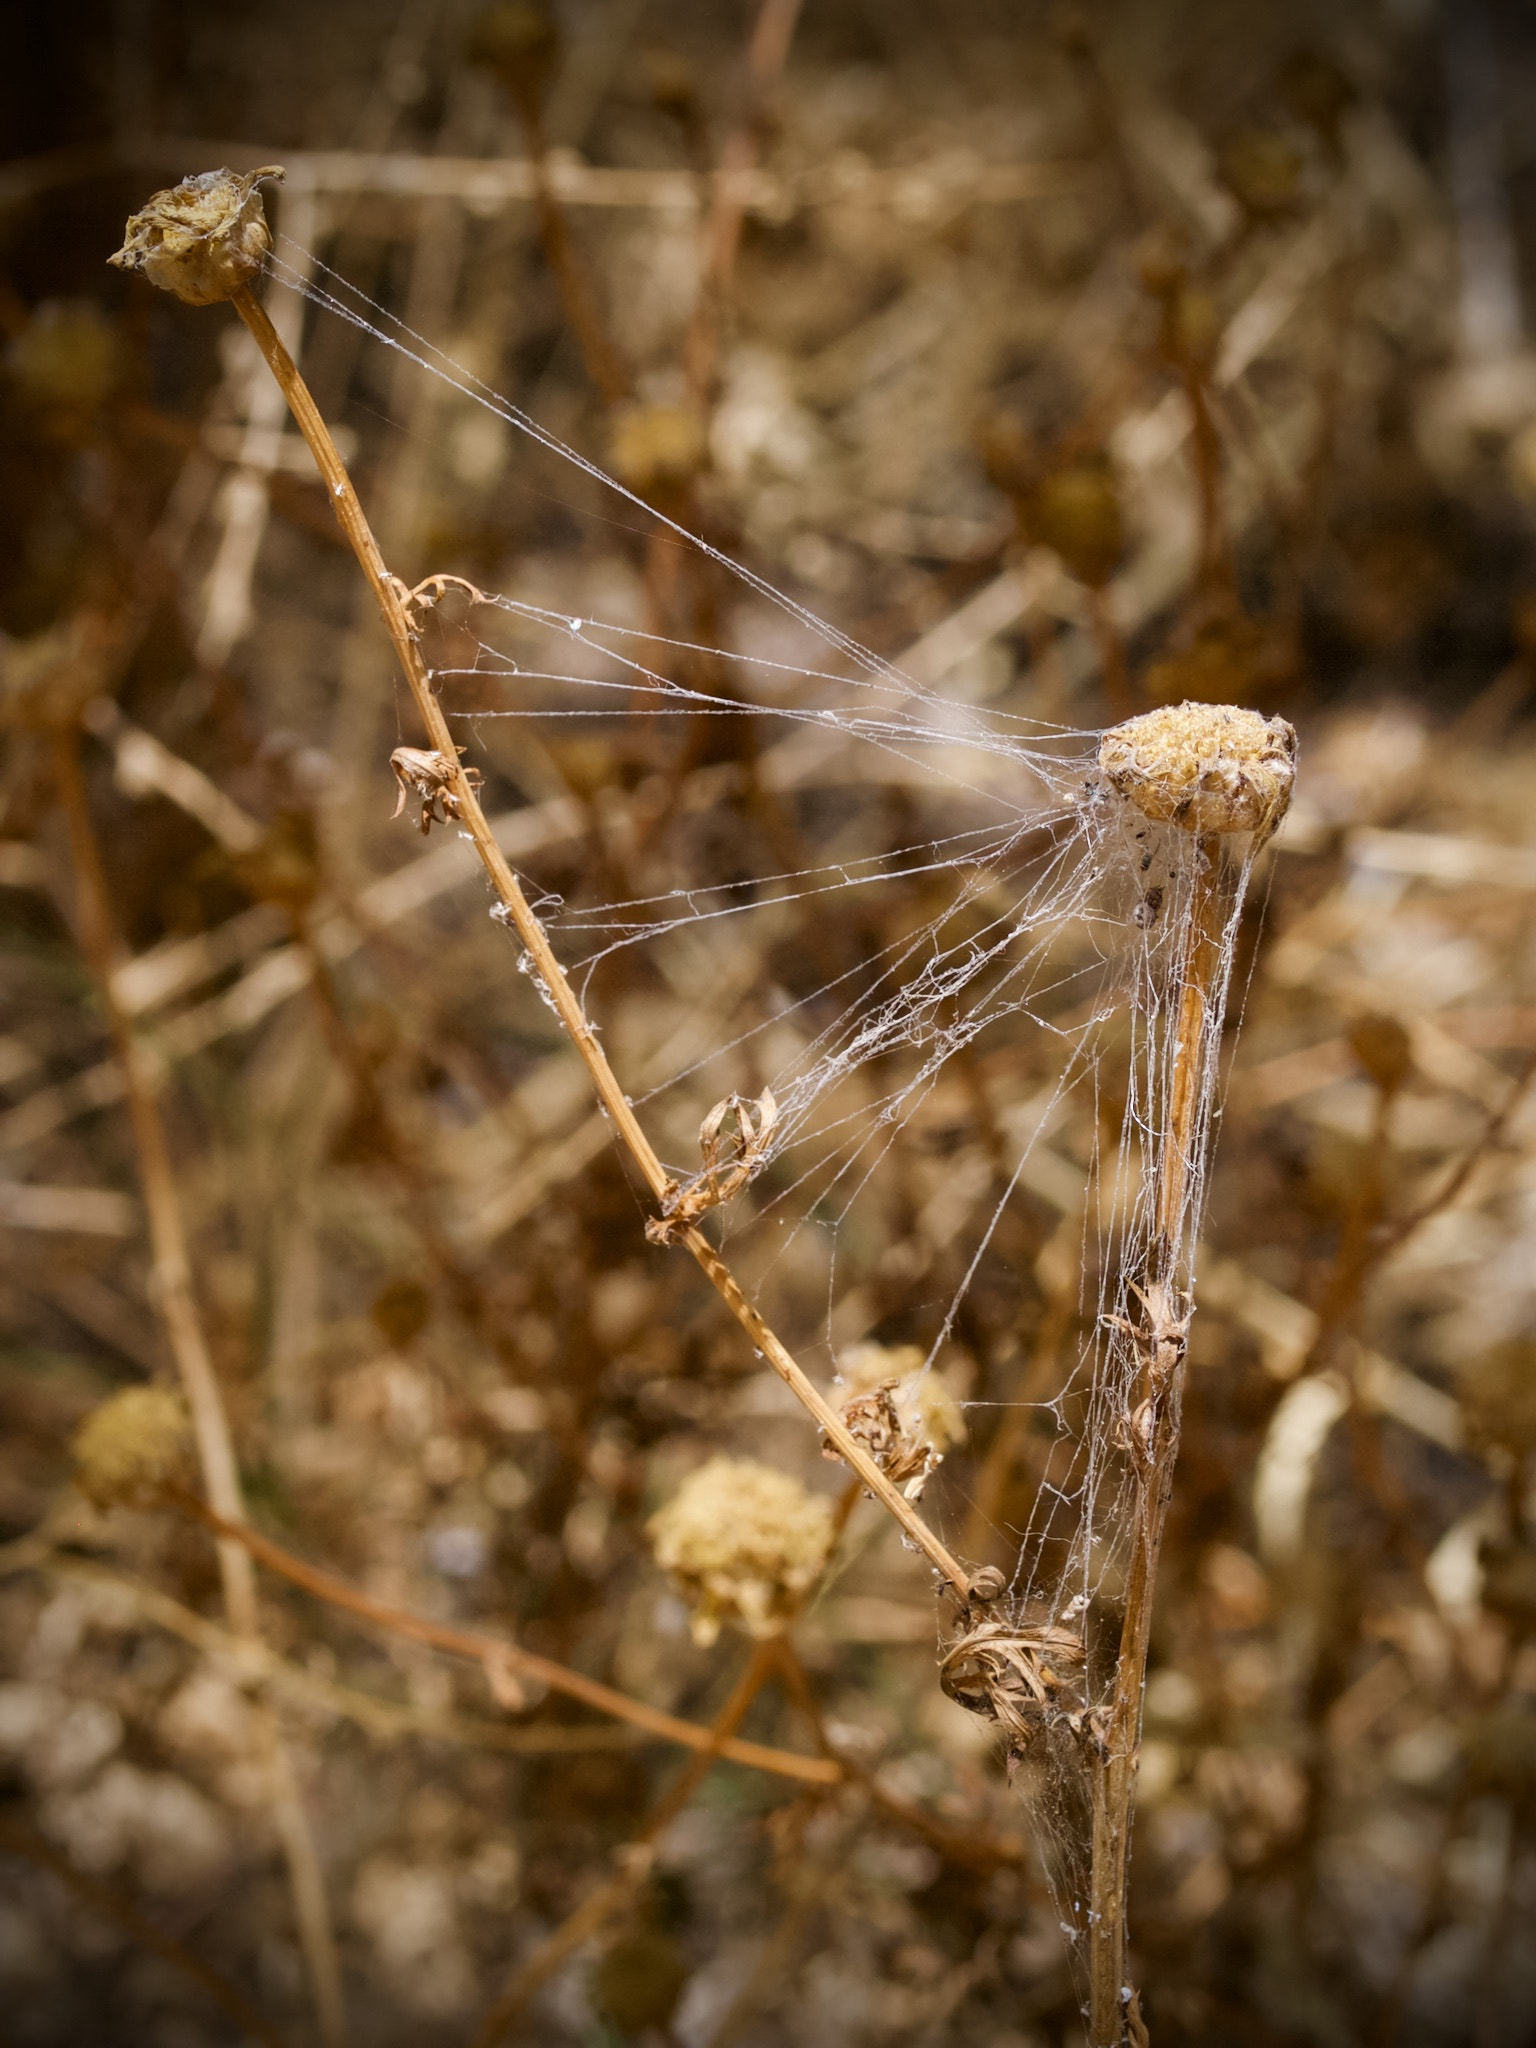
174,1488 -> 837,1787
225,275 -> 971,1599
11,1548 -> 647,1759
53,730 -> 349,2048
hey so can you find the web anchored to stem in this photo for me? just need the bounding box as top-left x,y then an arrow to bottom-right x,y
111,168 -> 1297,2043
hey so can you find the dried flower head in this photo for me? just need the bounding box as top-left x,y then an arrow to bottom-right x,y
1098,700 -> 1297,836
109,166 -> 284,306
647,1456 -> 833,1645
73,1387 -> 193,1509
832,1340 -> 966,1499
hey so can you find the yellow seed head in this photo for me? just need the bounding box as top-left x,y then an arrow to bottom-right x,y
1097,700 -> 1297,836
110,167 -> 284,306
647,1456 -> 833,1646
73,1387 -> 193,1509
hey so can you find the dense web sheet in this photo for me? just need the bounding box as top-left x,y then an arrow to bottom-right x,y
265,252 -> 1280,1996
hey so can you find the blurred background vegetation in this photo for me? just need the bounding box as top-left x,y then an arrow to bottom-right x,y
5,1 -> 1536,2043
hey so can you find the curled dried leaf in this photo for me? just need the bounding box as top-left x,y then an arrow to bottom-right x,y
940,1616 -> 1091,1749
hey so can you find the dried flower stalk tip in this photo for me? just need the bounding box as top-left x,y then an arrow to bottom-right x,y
73,1386 -> 193,1509
1098,700 -> 1297,836
648,1456 -> 833,1646
109,166 -> 284,306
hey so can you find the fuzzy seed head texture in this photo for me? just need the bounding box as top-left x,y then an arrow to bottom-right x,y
109,167 -> 284,306
73,1387 -> 193,1509
1098,699 -> 1297,835
647,1456 -> 834,1646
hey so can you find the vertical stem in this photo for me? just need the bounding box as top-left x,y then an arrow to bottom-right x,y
228,283 -> 972,1598
56,733 -> 257,1633
55,730 -> 348,2048
1087,840 -> 1223,2045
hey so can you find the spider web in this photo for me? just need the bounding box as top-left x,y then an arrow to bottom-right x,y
265,247 -> 1274,1995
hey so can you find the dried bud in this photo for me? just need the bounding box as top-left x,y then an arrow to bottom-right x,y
1098,701 -> 1297,836
647,1456 -> 833,1646
73,1387 -> 193,1509
1459,1339 -> 1536,1461
109,166 -> 283,307
832,1340 -> 966,1500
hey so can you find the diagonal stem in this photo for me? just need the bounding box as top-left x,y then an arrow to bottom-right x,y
228,280 -> 971,1599
177,1488 -> 837,1787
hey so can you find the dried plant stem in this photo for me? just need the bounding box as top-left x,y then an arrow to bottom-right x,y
57,734 -> 256,1631
15,1549 -> 642,1757
228,281 -> 971,1599
178,1488 -> 837,1787
54,730 -> 348,2048
471,1640 -> 779,2048
1087,841 -> 1221,2046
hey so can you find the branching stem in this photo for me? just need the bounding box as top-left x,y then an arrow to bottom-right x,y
228,281 -> 971,1598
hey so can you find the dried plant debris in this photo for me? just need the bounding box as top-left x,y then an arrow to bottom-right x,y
831,1340 -> 966,1500
109,166 -> 284,306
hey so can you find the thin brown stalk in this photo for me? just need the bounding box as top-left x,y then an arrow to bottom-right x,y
1087,839 -> 1222,2046
226,276 -> 972,1599
469,1640 -> 780,2048
13,1548 -> 645,1757
0,1815 -> 286,2048
175,1488 -> 838,1787
54,731 -> 348,2048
